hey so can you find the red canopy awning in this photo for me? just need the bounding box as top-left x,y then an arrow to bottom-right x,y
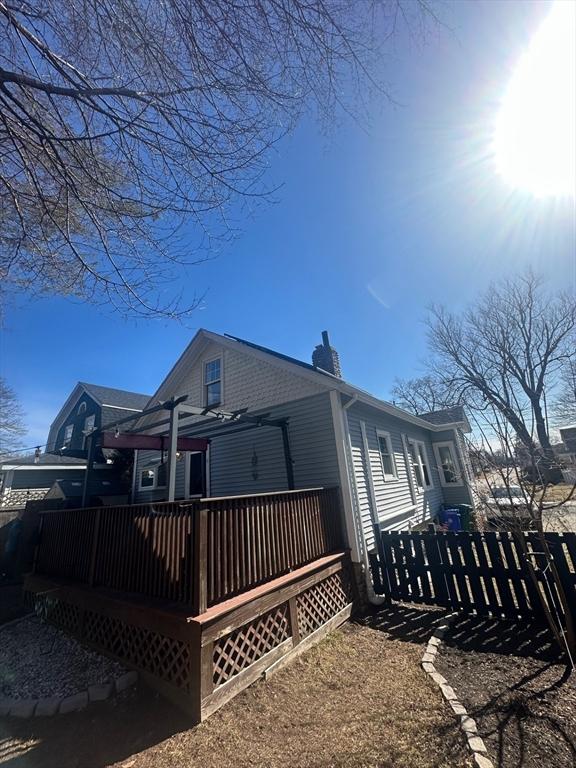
100,432 -> 208,452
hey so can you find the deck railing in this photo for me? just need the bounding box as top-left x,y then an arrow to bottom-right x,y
35,487 -> 343,614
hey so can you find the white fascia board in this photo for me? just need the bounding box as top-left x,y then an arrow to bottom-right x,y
101,405 -> 144,412
1,464 -> 87,471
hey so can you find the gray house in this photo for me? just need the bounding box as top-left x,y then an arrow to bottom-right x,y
131,329 -> 474,568
0,453 -> 86,510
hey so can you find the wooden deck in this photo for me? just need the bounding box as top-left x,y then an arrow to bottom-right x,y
24,488 -> 354,720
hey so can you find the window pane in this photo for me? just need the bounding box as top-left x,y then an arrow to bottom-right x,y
439,445 -> 457,483
418,445 -> 431,486
64,424 -> 73,446
206,380 -> 221,406
378,436 -> 395,476
409,443 -> 423,487
84,415 -> 95,432
141,469 -> 154,488
205,359 -> 220,384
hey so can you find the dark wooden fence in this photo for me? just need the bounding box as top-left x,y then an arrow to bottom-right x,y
35,488 -> 343,613
370,529 -> 576,626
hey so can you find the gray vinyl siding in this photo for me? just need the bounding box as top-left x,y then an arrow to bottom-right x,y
134,449 -> 187,503
133,391 -> 339,502
345,401 -> 445,550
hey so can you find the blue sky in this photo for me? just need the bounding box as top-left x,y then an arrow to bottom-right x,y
2,0 -> 575,450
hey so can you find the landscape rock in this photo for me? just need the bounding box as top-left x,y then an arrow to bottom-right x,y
89,682 -> 114,702
460,715 -> 478,733
10,699 -> 36,718
448,700 -> 467,716
422,661 -> 436,673
116,671 -> 138,693
430,671 -> 447,686
440,683 -> 458,701
473,754 -> 494,768
59,691 -> 88,714
467,734 -> 488,753
35,697 -> 61,717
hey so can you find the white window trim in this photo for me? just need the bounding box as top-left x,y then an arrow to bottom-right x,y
77,402 -> 87,415
376,429 -> 398,481
139,463 -> 167,491
412,439 -> 433,490
433,441 -> 463,487
203,356 -> 223,408
185,450 -> 210,499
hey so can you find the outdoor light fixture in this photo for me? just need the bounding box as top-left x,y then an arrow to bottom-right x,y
114,427 -> 120,438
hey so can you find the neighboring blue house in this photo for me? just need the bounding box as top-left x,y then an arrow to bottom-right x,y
0,382 -> 150,509
129,330 -> 474,567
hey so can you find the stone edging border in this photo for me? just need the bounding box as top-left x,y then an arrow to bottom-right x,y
421,612 -> 494,768
0,671 -> 138,719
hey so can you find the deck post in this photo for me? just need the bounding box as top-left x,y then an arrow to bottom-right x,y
280,422 -> 295,490
81,434 -> 95,508
167,402 -> 180,502
88,508 -> 102,587
192,503 -> 209,615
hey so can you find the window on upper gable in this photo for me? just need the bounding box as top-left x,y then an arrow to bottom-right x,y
376,431 -> 397,480
77,402 -> 87,415
63,424 -> 73,448
204,358 -> 222,407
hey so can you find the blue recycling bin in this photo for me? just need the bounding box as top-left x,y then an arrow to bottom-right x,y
439,508 -> 462,531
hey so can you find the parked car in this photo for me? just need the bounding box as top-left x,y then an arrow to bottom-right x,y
486,485 -> 526,509
484,485 -> 535,530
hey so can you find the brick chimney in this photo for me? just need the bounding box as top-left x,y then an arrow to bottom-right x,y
312,331 -> 342,377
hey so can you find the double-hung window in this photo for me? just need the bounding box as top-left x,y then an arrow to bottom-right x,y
204,358 -> 222,407
377,430 -> 397,481
408,439 -> 433,490
139,463 -> 167,491
82,414 -> 96,448
63,424 -> 73,448
433,441 -> 462,486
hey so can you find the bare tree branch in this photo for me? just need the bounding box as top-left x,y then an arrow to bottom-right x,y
0,0 -> 437,318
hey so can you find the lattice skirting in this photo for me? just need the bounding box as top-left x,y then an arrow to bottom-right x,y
24,554 -> 354,722
211,567 -> 353,692
23,588 -> 192,693
296,570 -> 351,639
83,611 -> 191,690
213,605 -> 290,686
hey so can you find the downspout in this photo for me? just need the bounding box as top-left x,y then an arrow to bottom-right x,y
340,394 -> 386,606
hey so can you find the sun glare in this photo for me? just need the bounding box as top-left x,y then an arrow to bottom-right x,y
494,0 -> 576,198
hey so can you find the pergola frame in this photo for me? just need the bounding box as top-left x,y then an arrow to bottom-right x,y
81,396 -> 294,506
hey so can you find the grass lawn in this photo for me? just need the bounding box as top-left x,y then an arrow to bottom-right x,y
0,610 -> 471,768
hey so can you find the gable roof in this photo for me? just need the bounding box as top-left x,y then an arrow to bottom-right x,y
139,329 -> 469,434
78,383 -> 151,411
224,334 -> 340,379
419,406 -> 471,432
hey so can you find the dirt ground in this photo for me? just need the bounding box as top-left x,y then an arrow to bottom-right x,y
435,615 -> 576,768
0,607 -> 471,768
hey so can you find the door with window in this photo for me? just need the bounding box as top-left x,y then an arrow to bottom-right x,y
189,452 -> 207,497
